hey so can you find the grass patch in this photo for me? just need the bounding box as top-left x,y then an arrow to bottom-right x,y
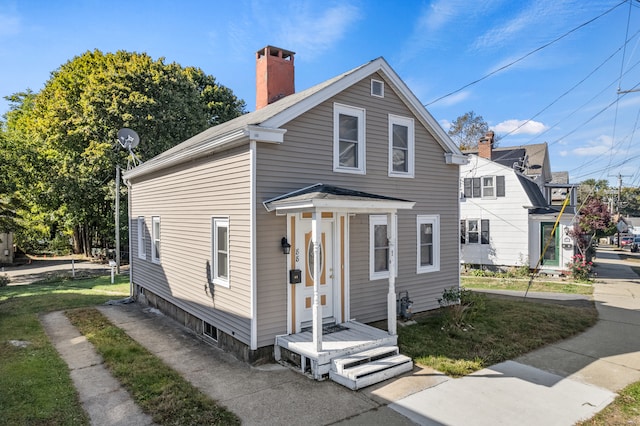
577,381 -> 640,425
0,274 -> 129,425
66,308 -> 240,425
462,275 -> 593,295
398,293 -> 598,377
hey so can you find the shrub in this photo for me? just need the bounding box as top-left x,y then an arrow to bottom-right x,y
566,254 -> 593,282
437,286 -> 486,332
0,274 -> 10,287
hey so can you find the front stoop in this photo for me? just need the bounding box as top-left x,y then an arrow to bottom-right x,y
329,346 -> 413,390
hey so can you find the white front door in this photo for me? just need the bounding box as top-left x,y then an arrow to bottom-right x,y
294,214 -> 335,330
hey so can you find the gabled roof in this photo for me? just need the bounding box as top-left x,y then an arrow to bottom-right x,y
463,142 -> 550,179
464,153 -> 550,209
125,57 -> 464,181
516,174 -> 548,208
263,183 -> 415,214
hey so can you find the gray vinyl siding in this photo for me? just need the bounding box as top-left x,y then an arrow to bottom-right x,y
129,144 -> 253,346
255,72 -> 460,332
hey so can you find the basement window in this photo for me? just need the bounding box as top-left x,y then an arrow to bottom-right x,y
203,321 -> 218,342
371,79 -> 384,97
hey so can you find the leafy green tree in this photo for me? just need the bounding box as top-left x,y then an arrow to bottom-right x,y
619,187 -> 640,217
3,50 -> 246,255
577,179 -> 610,205
448,111 -> 494,150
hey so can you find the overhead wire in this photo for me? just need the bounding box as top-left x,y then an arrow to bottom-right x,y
499,27 -> 640,141
424,0 -> 628,107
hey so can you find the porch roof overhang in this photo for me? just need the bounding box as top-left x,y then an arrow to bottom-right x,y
263,183 -> 415,215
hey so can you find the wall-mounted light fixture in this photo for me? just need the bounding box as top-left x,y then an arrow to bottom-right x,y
281,237 -> 291,255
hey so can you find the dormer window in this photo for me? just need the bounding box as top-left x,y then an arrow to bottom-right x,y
371,79 -> 384,97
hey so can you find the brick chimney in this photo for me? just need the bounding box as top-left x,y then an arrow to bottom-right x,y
256,46 -> 295,110
478,131 -> 495,160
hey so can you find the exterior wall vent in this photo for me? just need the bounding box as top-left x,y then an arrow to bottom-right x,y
203,321 -> 218,342
371,79 -> 384,97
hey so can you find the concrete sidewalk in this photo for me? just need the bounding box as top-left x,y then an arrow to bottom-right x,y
384,246 -> 640,425
41,246 -> 640,425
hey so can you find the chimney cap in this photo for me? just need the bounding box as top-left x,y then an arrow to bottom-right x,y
256,45 -> 296,59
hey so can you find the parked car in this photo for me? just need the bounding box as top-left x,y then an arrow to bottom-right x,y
631,236 -> 640,253
620,236 -> 634,247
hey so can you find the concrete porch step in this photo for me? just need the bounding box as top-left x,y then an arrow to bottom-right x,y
329,346 -> 413,390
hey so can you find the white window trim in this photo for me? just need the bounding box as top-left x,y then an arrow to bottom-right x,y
371,79 -> 384,97
212,217 -> 230,288
333,103 -> 366,175
417,215 -> 440,274
369,215 -> 398,281
466,219 -> 480,245
137,216 -> 146,260
151,216 -> 161,264
388,114 -> 415,178
481,175 -> 496,199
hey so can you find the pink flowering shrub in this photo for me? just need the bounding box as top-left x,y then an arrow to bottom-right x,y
566,254 -> 593,282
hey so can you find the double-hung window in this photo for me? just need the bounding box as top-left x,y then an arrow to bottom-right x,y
369,215 -> 399,280
212,217 -> 229,288
334,103 -> 365,174
417,215 -> 440,273
137,216 -> 146,260
151,216 -> 161,263
463,176 -> 505,198
461,219 -> 490,245
482,176 -> 495,198
388,115 -> 415,177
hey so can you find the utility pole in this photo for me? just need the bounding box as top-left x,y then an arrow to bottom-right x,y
609,172 -> 631,247
115,164 -> 120,274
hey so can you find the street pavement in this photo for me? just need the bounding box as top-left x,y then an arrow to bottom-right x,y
36,246 -> 640,425
3,256 -> 120,285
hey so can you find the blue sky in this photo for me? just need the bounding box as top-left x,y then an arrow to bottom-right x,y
1,0 -> 639,187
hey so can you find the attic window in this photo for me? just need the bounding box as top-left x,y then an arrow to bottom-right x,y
371,79 -> 384,97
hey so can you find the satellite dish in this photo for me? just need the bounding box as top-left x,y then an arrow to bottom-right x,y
117,128 -> 140,150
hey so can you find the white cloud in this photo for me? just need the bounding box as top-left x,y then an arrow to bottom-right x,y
0,13 -> 20,37
472,0 -> 578,51
277,4 -> 361,58
572,135 -> 613,156
440,119 -> 452,131
435,90 -> 471,107
494,119 -> 547,135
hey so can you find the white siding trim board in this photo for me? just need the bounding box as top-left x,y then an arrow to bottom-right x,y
250,141 -> 258,350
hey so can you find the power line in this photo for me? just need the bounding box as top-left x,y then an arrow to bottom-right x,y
499,31 -> 637,140
425,0 -> 628,107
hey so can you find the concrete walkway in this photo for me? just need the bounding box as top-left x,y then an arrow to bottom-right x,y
39,246 -> 640,425
40,311 -> 155,426
384,247 -> 640,425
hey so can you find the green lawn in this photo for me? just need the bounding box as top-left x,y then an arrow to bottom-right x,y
0,275 -> 130,425
2,270 -> 637,424
0,274 -> 239,425
398,290 -> 597,376
461,275 -> 593,295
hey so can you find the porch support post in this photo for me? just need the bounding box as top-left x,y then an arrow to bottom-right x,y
387,211 -> 397,335
311,211 -> 323,351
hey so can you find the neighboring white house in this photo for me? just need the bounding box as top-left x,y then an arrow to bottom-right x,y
460,132 -> 576,274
